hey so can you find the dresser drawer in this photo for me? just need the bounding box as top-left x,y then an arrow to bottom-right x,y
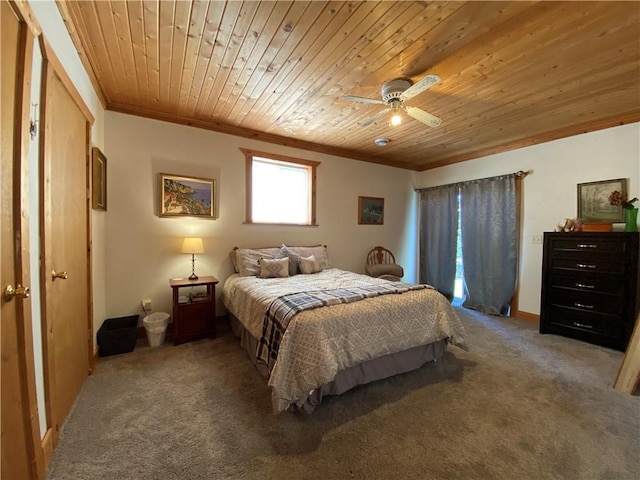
549,257 -> 626,276
549,273 -> 624,296
548,289 -> 623,316
546,305 -> 623,339
549,237 -> 629,256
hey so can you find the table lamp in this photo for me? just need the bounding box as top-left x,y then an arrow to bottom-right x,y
181,237 -> 204,280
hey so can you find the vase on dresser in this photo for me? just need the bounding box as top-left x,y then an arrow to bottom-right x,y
625,208 -> 638,232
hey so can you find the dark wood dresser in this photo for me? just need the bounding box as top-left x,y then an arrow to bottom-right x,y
540,232 -> 639,351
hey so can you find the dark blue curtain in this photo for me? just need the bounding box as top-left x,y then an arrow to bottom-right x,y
460,174 -> 517,315
418,185 -> 459,301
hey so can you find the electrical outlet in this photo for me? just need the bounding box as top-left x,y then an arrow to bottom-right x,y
141,299 -> 152,311
532,235 -> 543,245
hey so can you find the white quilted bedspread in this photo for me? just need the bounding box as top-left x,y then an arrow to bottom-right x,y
222,269 -> 466,413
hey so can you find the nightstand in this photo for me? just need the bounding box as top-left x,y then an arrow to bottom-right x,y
169,276 -> 218,345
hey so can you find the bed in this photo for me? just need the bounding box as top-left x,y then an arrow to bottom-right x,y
222,245 -> 466,414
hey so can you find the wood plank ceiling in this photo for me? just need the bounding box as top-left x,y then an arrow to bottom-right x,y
58,1 -> 640,171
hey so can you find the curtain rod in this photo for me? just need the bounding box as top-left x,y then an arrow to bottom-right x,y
414,170 -> 531,192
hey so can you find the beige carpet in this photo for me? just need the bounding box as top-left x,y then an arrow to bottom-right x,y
46,307 -> 639,480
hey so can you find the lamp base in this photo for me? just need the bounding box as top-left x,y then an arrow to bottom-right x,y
188,254 -> 198,280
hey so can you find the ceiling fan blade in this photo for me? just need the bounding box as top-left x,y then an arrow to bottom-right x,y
404,105 -> 442,127
360,109 -> 390,127
343,95 -> 386,105
400,74 -> 441,101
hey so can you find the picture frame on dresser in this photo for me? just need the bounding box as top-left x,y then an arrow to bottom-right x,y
577,178 -> 626,223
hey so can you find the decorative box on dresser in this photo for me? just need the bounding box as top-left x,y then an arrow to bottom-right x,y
169,276 -> 218,346
540,232 -> 640,351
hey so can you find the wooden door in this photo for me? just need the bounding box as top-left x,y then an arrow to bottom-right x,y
41,59 -> 91,440
1,3 -> 42,478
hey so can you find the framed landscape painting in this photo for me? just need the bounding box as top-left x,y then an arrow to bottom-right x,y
159,173 -> 215,218
358,196 -> 384,225
577,178 -> 626,223
91,147 -> 107,211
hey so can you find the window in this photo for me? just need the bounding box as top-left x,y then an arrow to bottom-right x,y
241,149 -> 319,225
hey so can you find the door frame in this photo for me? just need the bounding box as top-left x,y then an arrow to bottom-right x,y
1,1 -> 44,478
38,35 -> 95,449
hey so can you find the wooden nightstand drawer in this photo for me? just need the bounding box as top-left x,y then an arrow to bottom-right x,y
175,301 -> 213,337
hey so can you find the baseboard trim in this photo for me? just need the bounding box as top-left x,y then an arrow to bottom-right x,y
514,310 -> 540,324
42,428 -> 54,472
90,347 -> 99,373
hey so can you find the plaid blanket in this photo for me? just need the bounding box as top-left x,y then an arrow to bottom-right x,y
256,283 -> 430,370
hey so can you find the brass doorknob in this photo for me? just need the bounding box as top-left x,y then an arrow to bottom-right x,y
52,270 -> 68,280
4,284 -> 30,302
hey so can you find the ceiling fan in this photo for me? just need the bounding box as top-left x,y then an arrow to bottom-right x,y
343,74 -> 442,128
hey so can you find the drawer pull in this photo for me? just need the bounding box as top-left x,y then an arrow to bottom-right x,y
573,322 -> 593,330
577,243 -> 598,249
575,282 -> 595,289
574,302 -> 594,309
576,263 -> 596,269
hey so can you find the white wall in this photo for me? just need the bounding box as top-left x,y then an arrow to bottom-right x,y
27,39 -> 47,439
416,123 -> 640,315
104,112 -> 417,321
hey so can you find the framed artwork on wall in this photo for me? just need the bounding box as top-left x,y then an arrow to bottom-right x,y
358,196 -> 384,225
159,173 -> 215,218
577,178 -> 626,223
91,147 -> 107,211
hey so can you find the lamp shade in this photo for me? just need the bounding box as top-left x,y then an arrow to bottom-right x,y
181,237 -> 204,254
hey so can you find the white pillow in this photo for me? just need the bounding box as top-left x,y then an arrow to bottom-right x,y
258,257 -> 289,278
236,248 -> 280,276
298,255 -> 322,274
275,246 -> 300,276
285,245 -> 331,270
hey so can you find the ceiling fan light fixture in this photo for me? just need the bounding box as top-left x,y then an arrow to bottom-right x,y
390,108 -> 402,127
344,73 -> 442,129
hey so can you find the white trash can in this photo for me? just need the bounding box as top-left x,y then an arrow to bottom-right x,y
142,312 -> 169,347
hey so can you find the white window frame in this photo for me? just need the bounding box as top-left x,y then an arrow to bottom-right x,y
241,148 -> 319,226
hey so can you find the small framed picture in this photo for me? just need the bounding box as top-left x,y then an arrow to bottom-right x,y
577,178 -> 626,223
159,173 -> 215,218
358,196 -> 384,225
91,147 -> 107,211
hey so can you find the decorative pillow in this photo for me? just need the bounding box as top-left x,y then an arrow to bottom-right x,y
276,245 -> 301,275
298,255 -> 322,274
285,245 -> 331,270
236,248 -> 281,276
365,263 -> 404,279
230,249 -> 240,273
258,257 -> 289,278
